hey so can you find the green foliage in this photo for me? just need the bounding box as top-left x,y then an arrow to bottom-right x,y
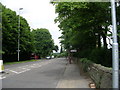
60,45 -> 63,53
53,45 -> 59,52
59,52 -> 67,57
88,48 -> 112,67
0,50 -> 4,54
55,2 -> 111,50
2,4 -> 34,62
32,28 -> 54,58
75,48 -> 92,58
4,59 -> 38,65
53,2 -> 113,67
53,51 -> 67,58
2,3 -> 56,62
80,58 -> 93,72
53,53 -> 59,58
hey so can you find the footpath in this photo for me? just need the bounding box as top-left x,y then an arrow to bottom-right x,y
57,61 -> 92,88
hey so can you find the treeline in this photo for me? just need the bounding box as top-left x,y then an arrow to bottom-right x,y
32,28 -> 55,58
2,3 -> 57,62
54,2 -> 120,67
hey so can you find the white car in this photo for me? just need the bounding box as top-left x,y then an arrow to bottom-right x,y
46,56 -> 51,59
51,56 -> 54,58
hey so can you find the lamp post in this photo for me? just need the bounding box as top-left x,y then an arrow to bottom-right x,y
111,0 -> 119,88
18,8 -> 23,61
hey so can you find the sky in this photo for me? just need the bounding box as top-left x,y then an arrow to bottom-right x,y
1,0 -> 61,51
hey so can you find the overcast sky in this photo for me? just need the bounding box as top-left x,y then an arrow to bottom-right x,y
1,0 -> 61,50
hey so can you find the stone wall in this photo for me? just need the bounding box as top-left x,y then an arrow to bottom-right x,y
77,59 -> 119,88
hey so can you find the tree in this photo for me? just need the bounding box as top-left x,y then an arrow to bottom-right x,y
32,28 -> 54,58
2,4 -> 34,62
60,45 -> 63,53
53,2 -> 112,66
53,45 -> 59,52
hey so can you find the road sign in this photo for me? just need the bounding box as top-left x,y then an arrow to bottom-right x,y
70,50 -> 77,52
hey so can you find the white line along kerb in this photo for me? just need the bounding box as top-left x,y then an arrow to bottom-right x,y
0,60 -> 4,73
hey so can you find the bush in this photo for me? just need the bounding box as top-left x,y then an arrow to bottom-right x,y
75,48 -> 92,58
88,48 -> 112,67
80,58 -> 93,72
53,52 -> 67,58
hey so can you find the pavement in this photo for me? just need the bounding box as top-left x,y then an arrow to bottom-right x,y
57,61 -> 92,88
1,58 -> 92,88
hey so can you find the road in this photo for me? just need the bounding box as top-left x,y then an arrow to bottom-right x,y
1,58 -> 67,88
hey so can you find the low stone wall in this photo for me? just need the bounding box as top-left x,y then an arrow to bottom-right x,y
76,59 -> 119,88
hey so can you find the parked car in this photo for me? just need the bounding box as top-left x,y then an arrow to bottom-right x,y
51,56 -> 54,59
46,56 -> 51,59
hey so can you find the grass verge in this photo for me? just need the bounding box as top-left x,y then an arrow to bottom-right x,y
4,59 -> 40,65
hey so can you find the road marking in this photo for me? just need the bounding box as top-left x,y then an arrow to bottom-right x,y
18,67 -> 31,71
17,69 -> 30,74
3,60 -> 54,78
8,70 -> 19,74
1,76 -> 6,79
25,65 -> 29,66
38,65 -> 42,67
0,76 -> 6,80
30,66 -> 35,68
5,69 -> 10,71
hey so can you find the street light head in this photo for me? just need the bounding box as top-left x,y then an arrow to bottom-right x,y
19,8 -> 23,10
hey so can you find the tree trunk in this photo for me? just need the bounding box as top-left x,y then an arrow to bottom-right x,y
103,34 -> 107,49
98,34 -> 101,48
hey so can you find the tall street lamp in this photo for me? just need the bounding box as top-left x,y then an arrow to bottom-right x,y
18,8 -> 23,61
111,0 -> 119,88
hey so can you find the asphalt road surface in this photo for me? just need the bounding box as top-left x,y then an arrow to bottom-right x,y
2,58 -> 67,88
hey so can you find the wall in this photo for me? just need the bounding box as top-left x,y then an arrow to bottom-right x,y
77,59 -> 120,88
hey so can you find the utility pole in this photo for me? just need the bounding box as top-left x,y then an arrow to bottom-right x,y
18,8 -> 23,61
111,0 -> 119,88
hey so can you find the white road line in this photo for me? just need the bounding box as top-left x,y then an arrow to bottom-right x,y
20,66 -> 28,68
32,65 -> 41,68
8,70 -> 19,74
35,65 -> 41,68
33,64 -> 39,66
30,66 -> 36,68
25,65 -> 29,66
1,76 -> 6,79
18,67 -> 31,71
5,69 -> 10,70
3,61 -> 52,76
17,69 -> 30,74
